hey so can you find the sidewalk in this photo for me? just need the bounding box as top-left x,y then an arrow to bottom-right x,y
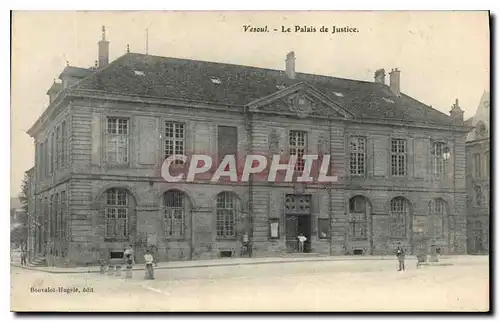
10,254 -> 488,274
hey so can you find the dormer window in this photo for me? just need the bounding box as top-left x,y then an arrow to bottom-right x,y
210,77 -> 222,84
133,70 -> 145,76
476,122 -> 487,137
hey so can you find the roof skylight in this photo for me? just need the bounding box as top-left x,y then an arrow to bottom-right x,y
133,70 -> 145,76
382,97 -> 395,104
333,92 -> 344,97
276,85 -> 286,90
210,77 -> 222,84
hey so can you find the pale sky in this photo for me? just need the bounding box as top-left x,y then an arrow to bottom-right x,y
10,11 -> 489,196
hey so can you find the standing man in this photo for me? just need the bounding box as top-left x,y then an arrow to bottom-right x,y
396,243 -> 405,271
144,249 -> 155,280
20,248 -> 27,266
298,233 -> 307,253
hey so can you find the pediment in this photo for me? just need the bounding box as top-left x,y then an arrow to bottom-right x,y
246,82 -> 352,119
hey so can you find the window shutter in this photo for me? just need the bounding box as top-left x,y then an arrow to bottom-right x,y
91,114 -> 102,166
277,128 -> 287,156
138,117 -> 158,165
373,136 -> 388,176
414,138 -> 429,179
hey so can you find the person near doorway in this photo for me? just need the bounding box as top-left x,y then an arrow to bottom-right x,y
20,248 -> 27,266
124,245 -> 134,269
396,243 -> 405,271
144,249 -> 155,280
298,233 -> 307,253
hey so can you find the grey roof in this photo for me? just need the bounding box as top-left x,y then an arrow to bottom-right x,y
74,53 -> 454,126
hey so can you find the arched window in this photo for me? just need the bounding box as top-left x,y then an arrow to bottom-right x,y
428,198 -> 446,237
348,196 -> 368,239
390,197 -> 410,238
105,188 -> 129,239
163,190 -> 187,237
216,192 -> 238,238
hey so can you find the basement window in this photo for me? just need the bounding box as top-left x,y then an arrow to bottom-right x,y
333,92 -> 344,97
110,251 -> 124,259
210,77 -> 222,84
382,97 -> 395,104
133,70 -> 145,76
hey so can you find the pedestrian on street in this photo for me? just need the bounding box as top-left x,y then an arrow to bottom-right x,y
396,243 -> 405,271
298,233 -> 307,253
20,248 -> 27,266
144,249 -> 155,280
124,245 -> 134,269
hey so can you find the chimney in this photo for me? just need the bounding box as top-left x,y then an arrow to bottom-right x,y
98,25 -> 110,68
389,68 -> 401,96
374,68 -> 386,84
285,51 -> 296,79
449,98 -> 464,124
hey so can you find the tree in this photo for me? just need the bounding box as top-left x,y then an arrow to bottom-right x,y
15,173 -> 29,249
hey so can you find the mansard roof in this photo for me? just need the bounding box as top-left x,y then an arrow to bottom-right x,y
73,52 -> 454,126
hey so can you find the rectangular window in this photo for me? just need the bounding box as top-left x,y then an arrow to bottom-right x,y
318,218 -> 330,239
349,137 -> 366,176
485,151 -> 490,177
56,125 -> 61,170
289,130 -> 307,171
391,139 -> 407,176
60,191 -> 66,250
164,122 -> 185,164
474,153 -> 481,178
40,142 -> 45,178
43,197 -> 49,242
53,194 -> 59,242
105,117 -> 129,165
217,126 -> 238,164
61,121 -> 66,167
431,142 -> 446,176
50,132 -> 55,175
475,186 -> 482,206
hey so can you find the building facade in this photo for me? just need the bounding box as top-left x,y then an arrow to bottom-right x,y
465,91 -> 490,254
27,28 -> 470,266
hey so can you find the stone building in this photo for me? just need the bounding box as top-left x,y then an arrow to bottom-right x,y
465,91 -> 490,254
27,27 -> 470,266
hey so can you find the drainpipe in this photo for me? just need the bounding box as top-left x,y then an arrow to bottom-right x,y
244,106 -> 254,257
328,119 -> 333,256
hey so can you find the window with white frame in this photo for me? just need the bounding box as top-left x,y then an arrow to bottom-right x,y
431,142 -> 446,176
164,122 -> 185,164
429,198 -> 446,236
390,197 -> 409,238
289,130 -> 307,171
349,137 -> 366,176
216,192 -> 237,238
163,190 -> 185,237
105,189 -> 129,239
391,139 -> 407,176
348,196 -> 367,238
105,117 -> 129,164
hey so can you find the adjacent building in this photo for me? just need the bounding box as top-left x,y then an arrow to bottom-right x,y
27,27 -> 470,266
465,91 -> 490,254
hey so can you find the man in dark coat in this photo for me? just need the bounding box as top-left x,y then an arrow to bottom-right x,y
396,243 -> 405,271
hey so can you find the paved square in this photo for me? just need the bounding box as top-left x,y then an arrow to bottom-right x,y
11,256 -> 489,312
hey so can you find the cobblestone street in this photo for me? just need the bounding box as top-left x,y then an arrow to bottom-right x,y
11,256 -> 489,312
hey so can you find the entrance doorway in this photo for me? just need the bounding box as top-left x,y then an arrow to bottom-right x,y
284,194 -> 313,253
286,215 -> 312,253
